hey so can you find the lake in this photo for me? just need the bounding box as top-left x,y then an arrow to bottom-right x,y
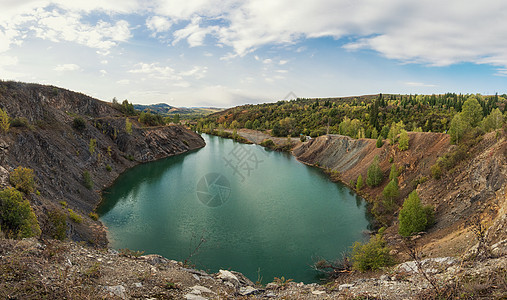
98,134 -> 370,283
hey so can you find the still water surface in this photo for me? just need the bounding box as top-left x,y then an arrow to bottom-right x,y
98,134 -> 369,283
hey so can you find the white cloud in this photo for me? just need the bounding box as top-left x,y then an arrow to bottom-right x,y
0,3 -> 131,56
152,0 -> 507,71
146,16 -> 172,34
128,62 -> 208,83
172,17 -> 218,47
53,63 -> 80,71
33,10 -> 131,53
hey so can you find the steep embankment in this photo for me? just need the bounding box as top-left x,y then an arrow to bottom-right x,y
293,132 -> 450,202
0,81 -> 205,244
292,131 -> 506,259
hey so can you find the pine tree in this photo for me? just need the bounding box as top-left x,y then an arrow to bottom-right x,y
366,156 -> 383,187
376,135 -> 383,148
449,113 -> 467,144
398,130 -> 409,150
382,179 -> 399,210
398,191 -> 430,237
389,163 -> 399,182
356,174 -> 364,191
461,97 -> 483,127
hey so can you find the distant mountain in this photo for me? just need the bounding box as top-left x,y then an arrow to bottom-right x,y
134,103 -> 224,118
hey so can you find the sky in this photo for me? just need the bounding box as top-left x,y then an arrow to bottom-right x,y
1,1 -> 507,107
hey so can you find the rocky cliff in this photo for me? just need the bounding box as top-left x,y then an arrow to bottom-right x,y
292,131 -> 506,259
0,81 -> 205,244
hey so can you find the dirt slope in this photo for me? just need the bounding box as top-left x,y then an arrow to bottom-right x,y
293,132 -> 451,202
0,81 -> 205,244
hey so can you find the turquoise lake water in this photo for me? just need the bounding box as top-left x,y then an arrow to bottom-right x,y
98,134 -> 370,283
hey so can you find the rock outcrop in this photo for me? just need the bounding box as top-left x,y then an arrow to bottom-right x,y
0,81 -> 205,243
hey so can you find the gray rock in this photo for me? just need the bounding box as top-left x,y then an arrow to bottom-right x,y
133,282 -> 142,288
184,294 -> 207,300
104,285 -> 126,299
218,270 -> 239,285
339,283 -> 354,291
239,286 -> 258,295
190,285 -> 214,294
312,290 -> 326,295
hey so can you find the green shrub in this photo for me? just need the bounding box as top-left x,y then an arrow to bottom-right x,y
398,190 -> 433,237
105,164 -> 112,172
68,209 -> 83,223
72,117 -> 86,131
351,234 -> 393,271
9,166 -> 35,193
10,117 -> 30,128
59,201 -> 67,207
366,156 -> 383,187
138,111 -> 165,126
430,163 -> 442,179
125,118 -> 133,134
83,171 -> 93,189
0,108 -> 9,133
89,139 -> 97,155
88,212 -> 99,221
47,209 -> 67,240
260,139 -> 275,148
0,187 -> 41,238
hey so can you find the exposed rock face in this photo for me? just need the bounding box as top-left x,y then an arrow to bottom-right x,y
0,81 -> 205,243
293,132 -> 451,201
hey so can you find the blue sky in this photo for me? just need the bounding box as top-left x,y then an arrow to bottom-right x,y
1,0 -> 507,107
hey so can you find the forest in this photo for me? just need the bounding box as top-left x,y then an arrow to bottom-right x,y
196,93 -> 507,140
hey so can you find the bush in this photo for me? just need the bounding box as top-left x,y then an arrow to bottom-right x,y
10,117 -> 30,128
47,209 -> 67,240
125,118 -> 133,134
89,139 -> 97,155
88,212 -> 99,221
0,108 -> 9,133
9,166 -> 35,194
105,164 -> 112,172
138,112 -> 165,126
260,139 -> 275,148
72,117 -> 86,131
351,234 -> 393,271
430,164 -> 442,179
0,187 -> 41,238
366,156 -> 383,187
398,190 -> 433,237
83,171 -> 93,190
376,135 -> 383,148
68,209 -> 83,223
